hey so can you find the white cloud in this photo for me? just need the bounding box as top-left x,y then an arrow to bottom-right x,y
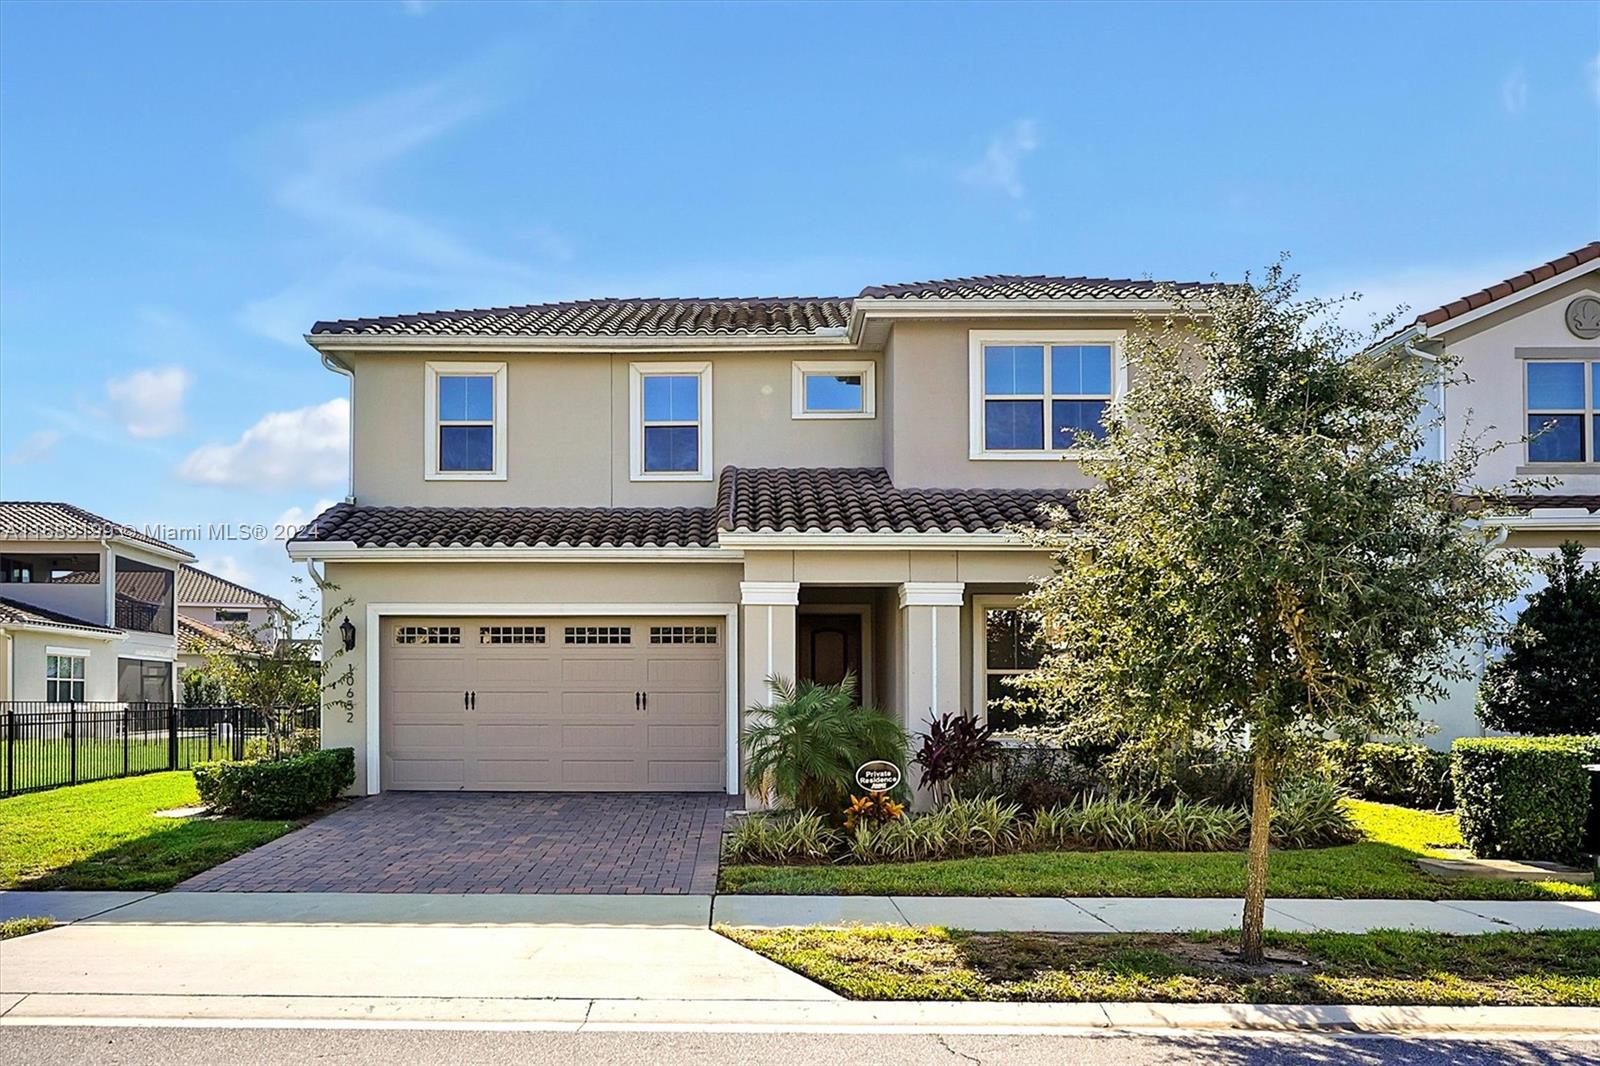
194,554 -> 259,586
105,366 -> 193,438
6,429 -> 63,465
958,119 -> 1040,200
273,499 -> 340,539
1501,68 -> 1528,115
1588,52 -> 1600,105
240,60 -> 545,345
177,398 -> 348,491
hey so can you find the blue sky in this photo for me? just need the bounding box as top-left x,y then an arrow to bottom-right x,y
2,1 -> 1597,605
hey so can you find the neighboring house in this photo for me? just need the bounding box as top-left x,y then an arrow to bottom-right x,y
176,614 -> 259,685
177,564 -> 285,647
288,251 -> 1600,799
0,502 -> 194,704
1381,241 -> 1600,744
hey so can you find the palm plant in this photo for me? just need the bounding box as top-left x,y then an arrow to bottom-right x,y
743,672 -> 908,814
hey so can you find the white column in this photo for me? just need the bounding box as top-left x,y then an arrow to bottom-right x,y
739,581 -> 799,808
898,581 -> 963,809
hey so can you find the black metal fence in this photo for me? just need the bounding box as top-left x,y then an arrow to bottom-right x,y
1,703 -> 320,797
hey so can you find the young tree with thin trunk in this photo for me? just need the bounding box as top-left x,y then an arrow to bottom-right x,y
1017,263 -> 1529,962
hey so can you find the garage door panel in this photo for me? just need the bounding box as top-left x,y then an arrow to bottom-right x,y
381,614 -> 724,792
648,760 -> 722,788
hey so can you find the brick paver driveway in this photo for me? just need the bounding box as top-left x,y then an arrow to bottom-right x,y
178,792 -> 740,894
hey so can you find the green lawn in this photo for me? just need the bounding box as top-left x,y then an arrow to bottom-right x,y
722,925 -> 1600,1005
9,736 -> 239,793
720,801 -> 1596,901
0,772 -> 300,890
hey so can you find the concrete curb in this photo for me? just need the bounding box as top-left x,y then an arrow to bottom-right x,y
2,993 -> 1598,1036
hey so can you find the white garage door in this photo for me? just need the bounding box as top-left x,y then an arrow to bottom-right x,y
379,616 -> 726,791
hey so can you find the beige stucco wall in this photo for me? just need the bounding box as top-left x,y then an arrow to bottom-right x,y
3,628 -> 121,702
883,316 -> 1142,490
347,350 -> 885,508
1438,269 -> 1600,493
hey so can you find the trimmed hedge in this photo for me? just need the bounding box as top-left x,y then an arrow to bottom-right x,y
1326,741 -> 1454,810
194,747 -> 356,819
1452,736 -> 1600,863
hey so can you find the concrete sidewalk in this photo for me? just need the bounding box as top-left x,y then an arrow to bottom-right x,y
711,894 -> 1600,934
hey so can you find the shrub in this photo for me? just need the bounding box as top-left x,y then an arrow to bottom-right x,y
743,673 -> 908,814
194,747 -> 355,819
953,745 -> 1096,810
242,728 -> 322,761
1453,736 -> 1600,863
1327,741 -> 1454,810
724,811 -> 839,864
1270,778 -> 1359,848
843,792 -> 905,830
913,713 -> 1000,804
1479,542 -> 1600,736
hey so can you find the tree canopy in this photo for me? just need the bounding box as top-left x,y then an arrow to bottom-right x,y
1480,541 -> 1600,735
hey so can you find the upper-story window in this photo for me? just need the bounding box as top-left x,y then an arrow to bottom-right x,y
792,360 -> 876,419
214,609 -> 249,624
968,330 -> 1122,459
425,362 -> 507,480
1526,359 -> 1599,464
1,553 -> 99,584
630,362 -> 712,481
114,557 -> 173,635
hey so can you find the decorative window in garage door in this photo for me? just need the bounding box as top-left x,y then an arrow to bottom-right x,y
650,625 -> 718,645
394,625 -> 461,645
480,625 -> 546,644
564,625 -> 631,645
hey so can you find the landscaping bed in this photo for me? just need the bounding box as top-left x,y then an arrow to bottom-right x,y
0,771 -> 304,890
721,925 -> 1600,1005
720,800 -> 1597,901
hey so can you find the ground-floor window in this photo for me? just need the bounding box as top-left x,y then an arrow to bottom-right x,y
46,652 -> 86,702
118,657 -> 172,704
980,605 -> 1045,731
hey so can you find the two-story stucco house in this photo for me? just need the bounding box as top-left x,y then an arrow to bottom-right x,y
288,249 -> 1600,799
1382,242 -> 1600,744
0,502 -> 193,703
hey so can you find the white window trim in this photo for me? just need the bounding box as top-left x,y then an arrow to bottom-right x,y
968,329 -> 1127,460
1523,357 -> 1598,466
45,647 -> 89,702
424,361 -> 508,481
791,359 -> 877,419
970,595 -> 1038,727
629,361 -> 713,482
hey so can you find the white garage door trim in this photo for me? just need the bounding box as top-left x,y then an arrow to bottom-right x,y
365,602 -> 739,796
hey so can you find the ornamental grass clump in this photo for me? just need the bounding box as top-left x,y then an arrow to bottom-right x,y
723,810 -> 839,864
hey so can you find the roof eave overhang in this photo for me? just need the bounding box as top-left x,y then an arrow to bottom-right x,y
714,531 -> 1037,549
1421,257 -> 1600,340
286,542 -> 741,562
305,330 -> 859,356
0,620 -> 127,641
1488,514 -> 1600,531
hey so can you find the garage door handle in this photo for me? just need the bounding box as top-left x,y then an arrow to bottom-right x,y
634,691 -> 641,711
470,691 -> 477,710
463,691 -> 469,710
642,691 -> 648,711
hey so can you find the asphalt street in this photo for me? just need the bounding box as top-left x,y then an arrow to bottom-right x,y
4,1026 -> 1597,1066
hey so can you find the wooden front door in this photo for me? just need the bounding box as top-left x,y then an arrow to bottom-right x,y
797,612 -> 863,698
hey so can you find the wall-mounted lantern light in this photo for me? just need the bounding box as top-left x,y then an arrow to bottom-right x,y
340,615 -> 356,652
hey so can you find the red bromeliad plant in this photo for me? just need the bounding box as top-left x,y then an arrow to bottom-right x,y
913,712 -> 1001,806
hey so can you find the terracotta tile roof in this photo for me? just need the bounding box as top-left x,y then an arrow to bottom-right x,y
0,501 -> 192,558
0,596 -> 121,635
716,467 -> 1076,534
178,614 -> 257,656
291,501 -> 720,549
287,469 -> 1074,550
178,565 -> 283,609
1416,242 -> 1600,330
858,274 -> 1216,301
312,297 -> 853,338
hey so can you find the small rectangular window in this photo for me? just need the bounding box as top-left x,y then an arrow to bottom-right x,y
982,607 -> 1045,731
46,653 -> 86,703
1526,360 -> 1596,464
650,625 -> 718,645
480,625 -> 545,645
395,625 -> 461,645
792,361 -> 877,419
565,625 -> 631,645
214,609 -> 249,624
